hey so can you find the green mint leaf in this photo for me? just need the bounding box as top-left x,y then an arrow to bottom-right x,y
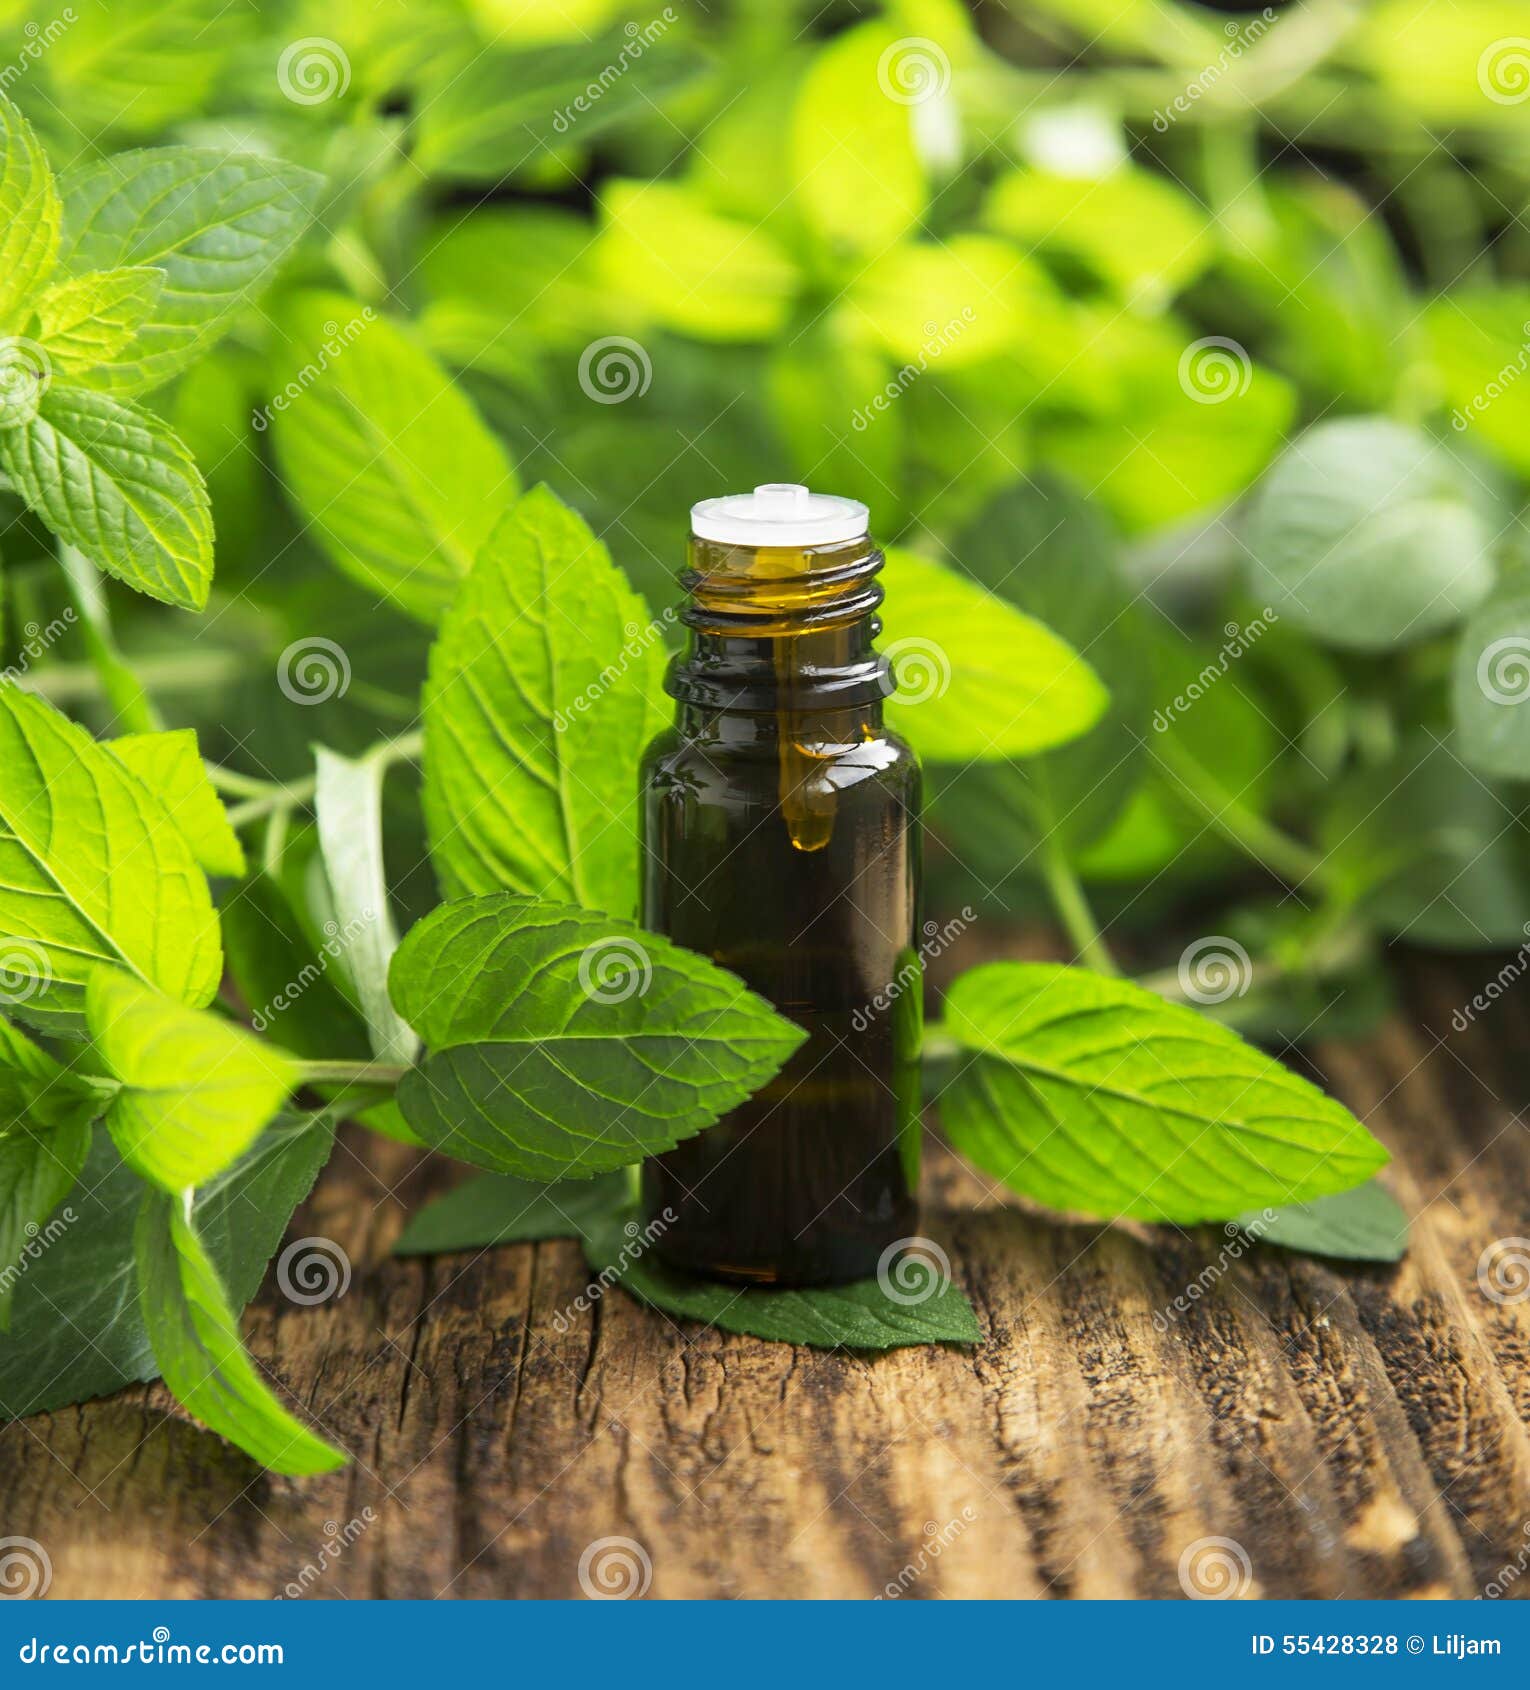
394,1170 -> 628,1256
270,291 -> 516,623
414,31 -> 708,183
56,148 -> 323,396
0,385 -> 213,609
88,969 -> 299,1193
1245,417 -> 1495,651
879,546 -> 1107,762
0,1113 -> 92,1330
0,685 -> 221,1032
32,266 -> 165,374
1238,1181 -> 1408,1263
1451,584 -> 1530,780
388,894 -> 806,1181
0,1011 -> 113,1134
135,1183 -> 346,1475
582,1209 -> 983,1350
940,963 -> 1389,1223
312,745 -> 419,1065
0,1114 -> 335,1421
0,91 -> 60,330
108,727 -> 245,878
422,483 -> 667,917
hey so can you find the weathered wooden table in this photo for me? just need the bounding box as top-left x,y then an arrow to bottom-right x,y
5,958 -> 1529,1599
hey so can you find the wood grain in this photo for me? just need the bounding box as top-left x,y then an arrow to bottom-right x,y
4,957 -> 1529,1600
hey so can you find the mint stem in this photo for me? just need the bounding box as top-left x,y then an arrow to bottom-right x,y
57,544 -> 162,735
294,1059 -> 409,1089
1038,839 -> 1122,976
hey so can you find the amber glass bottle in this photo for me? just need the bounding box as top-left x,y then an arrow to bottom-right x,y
639,485 -> 921,1286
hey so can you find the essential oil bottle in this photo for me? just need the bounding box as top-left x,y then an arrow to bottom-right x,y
639,484 -> 922,1286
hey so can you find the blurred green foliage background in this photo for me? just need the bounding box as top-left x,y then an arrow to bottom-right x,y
7,0 -> 1530,1036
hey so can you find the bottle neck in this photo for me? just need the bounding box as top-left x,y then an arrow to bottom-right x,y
666,534 -> 893,721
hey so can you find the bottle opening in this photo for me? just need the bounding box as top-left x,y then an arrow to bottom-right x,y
690,482 -> 869,548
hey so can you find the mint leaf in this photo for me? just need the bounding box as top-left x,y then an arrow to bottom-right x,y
108,727 -> 245,878
32,266 -> 165,374
1245,417 -> 1495,651
56,149 -> 322,396
394,1171 -> 628,1256
313,745 -> 418,1065
423,485 -> 667,918
0,1114 -> 335,1421
89,969 -> 299,1193
879,547 -> 1107,761
389,894 -> 806,1180
0,386 -> 212,609
1452,585 -> 1530,780
0,91 -> 60,330
270,292 -> 516,623
0,1115 -> 92,1330
582,1210 -> 983,1350
135,1184 -> 346,1475
415,31 -> 707,183
0,1012 -> 112,1134
1238,1181 -> 1407,1262
940,963 -> 1388,1223
0,685 -> 221,1031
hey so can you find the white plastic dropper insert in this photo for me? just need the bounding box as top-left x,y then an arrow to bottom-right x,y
690,482 -> 869,548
